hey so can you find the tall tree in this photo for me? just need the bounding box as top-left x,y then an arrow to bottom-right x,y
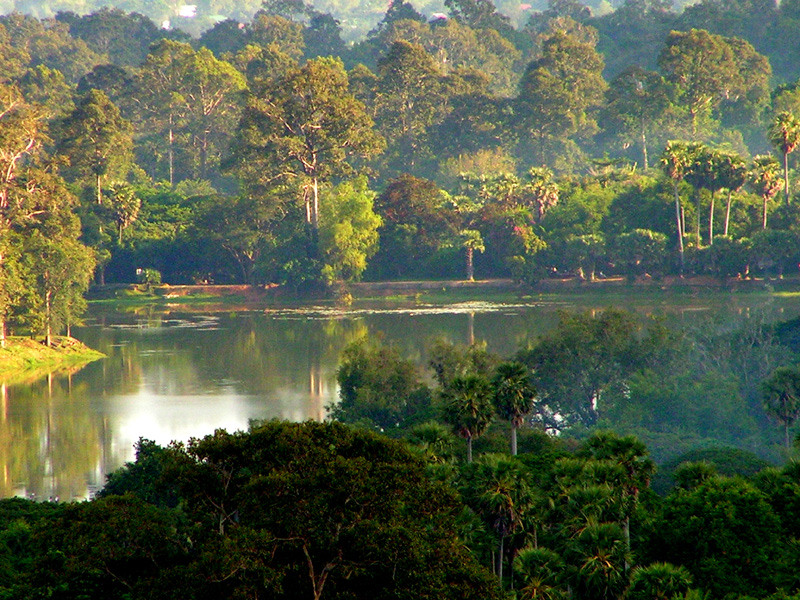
442,374 -> 494,463
717,151 -> 747,237
768,110 -> 800,206
660,141 -> 701,270
55,89 -> 133,205
601,67 -> 674,170
491,362 -> 537,456
131,40 -> 245,185
748,154 -> 782,230
0,85 -> 45,347
658,29 -> 742,137
231,57 -> 383,233
373,41 -> 445,175
761,366 -> 800,450
516,27 -> 606,168
23,229 -> 95,347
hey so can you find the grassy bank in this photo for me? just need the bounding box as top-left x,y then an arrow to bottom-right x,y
0,337 -> 105,384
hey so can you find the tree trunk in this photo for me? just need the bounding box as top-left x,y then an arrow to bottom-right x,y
695,194 -> 701,247
784,151 -> 791,205
467,436 -> 473,463
674,182 -> 684,272
497,535 -> 504,587
45,289 -> 52,348
708,191 -> 715,245
724,190 -> 732,236
312,177 -> 319,232
0,316 -> 5,349
466,247 -> 474,281
511,423 -> 518,456
168,122 -> 174,188
96,173 -> 103,205
786,421 -> 791,451
763,195 -> 768,230
641,121 -> 648,170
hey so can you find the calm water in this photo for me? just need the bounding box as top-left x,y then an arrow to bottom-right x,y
1,290 -> 797,500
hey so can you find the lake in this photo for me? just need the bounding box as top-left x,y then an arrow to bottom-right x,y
1,287 -> 797,501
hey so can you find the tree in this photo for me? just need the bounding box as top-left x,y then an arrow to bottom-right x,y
686,145 -> 727,245
318,176 -> 381,284
194,193 -> 280,284
601,67 -> 674,170
660,141 -> 702,270
373,40 -> 445,175
655,477 -> 781,597
625,563 -> 692,600
517,310 -> 658,428
491,362 -> 537,455
442,374 -> 494,463
0,84 -> 49,347
516,28 -> 606,168
444,0 -> 514,35
612,229 -> 668,277
55,89 -> 133,205
36,423 -> 505,600
525,167 -> 560,223
105,182 -> 140,244
761,366 -> 800,450
658,29 -> 731,136
332,339 -> 433,431
370,174 -> 457,279
716,151 -> 747,236
748,154 -> 782,230
578,432 -> 655,558
514,547 -> 569,600
131,40 -> 246,185
231,57 -> 383,233
459,229 -> 485,281
22,230 -> 95,346
470,454 -> 533,585
769,110 -> 800,205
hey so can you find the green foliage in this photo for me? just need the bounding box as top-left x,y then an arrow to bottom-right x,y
331,339 -> 434,431
318,176 -> 381,284
653,477 -> 782,597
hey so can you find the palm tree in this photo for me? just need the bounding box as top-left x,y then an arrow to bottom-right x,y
748,155 -> 782,230
717,152 -> 747,237
406,420 -> 457,464
565,521 -> 630,600
514,547 -> 569,600
442,374 -> 494,463
474,454 -> 533,586
459,229 -> 485,281
769,110 -> 800,205
626,563 -> 693,600
761,366 -> 800,450
579,432 -> 655,559
660,141 -> 700,270
492,362 -> 537,455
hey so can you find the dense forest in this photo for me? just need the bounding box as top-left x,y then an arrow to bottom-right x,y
1,419 -> 800,599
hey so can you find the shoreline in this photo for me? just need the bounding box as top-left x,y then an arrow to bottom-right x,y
85,275 -> 800,310
0,337 -> 105,385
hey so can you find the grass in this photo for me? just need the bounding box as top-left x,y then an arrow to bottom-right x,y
0,336 -> 105,384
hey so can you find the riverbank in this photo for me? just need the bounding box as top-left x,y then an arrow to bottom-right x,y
86,275 -> 800,310
0,337 -> 105,384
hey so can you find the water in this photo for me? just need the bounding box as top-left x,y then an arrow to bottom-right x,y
0,290 -> 795,500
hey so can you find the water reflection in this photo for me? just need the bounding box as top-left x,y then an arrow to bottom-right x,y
0,292 -> 792,500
